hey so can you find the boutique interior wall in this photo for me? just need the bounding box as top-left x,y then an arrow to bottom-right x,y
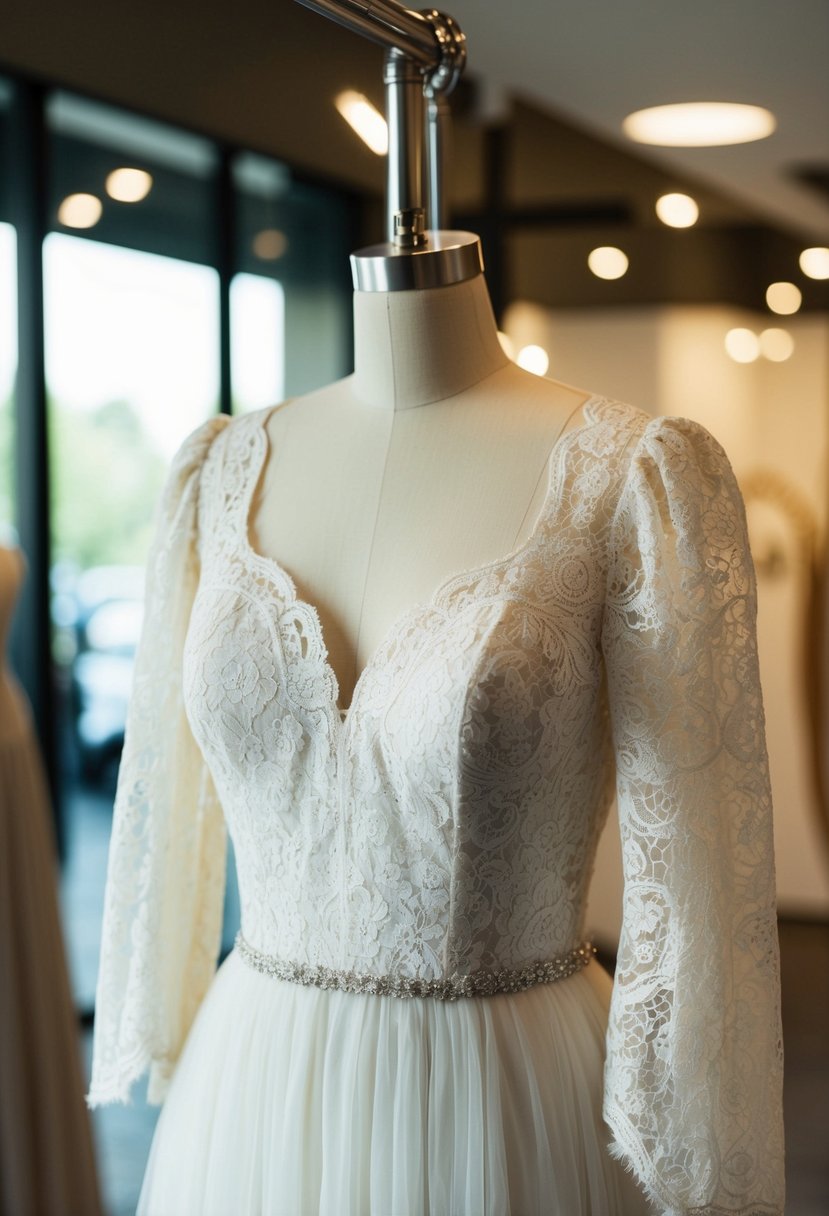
506,301 -> 829,941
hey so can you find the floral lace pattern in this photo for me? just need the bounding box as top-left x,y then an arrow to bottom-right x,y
600,417 -> 784,1214
88,395 -> 784,1213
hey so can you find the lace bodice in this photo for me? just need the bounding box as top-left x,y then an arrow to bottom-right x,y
88,395 -> 784,1214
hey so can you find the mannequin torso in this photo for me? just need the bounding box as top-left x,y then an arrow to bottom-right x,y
248,273 -> 592,714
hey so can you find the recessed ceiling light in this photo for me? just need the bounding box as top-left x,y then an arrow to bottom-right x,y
799,247 -> 829,280
759,328 -> 794,362
57,193 -> 102,229
725,328 -> 760,363
655,193 -> 699,228
588,247 -> 629,280
623,102 -> 776,147
335,90 -> 388,156
765,282 -> 802,315
516,345 -> 549,376
106,167 -> 153,202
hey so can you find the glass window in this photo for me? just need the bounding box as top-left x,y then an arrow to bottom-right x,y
43,92 -> 228,1205
233,150 -> 354,407
44,94 -> 224,1029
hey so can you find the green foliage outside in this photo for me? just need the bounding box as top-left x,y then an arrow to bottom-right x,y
49,397 -> 169,569
0,392 -> 174,570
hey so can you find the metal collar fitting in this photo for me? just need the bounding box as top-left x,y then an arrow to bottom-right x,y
351,226 -> 483,292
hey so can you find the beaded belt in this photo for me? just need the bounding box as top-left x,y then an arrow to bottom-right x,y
234,931 -> 596,1002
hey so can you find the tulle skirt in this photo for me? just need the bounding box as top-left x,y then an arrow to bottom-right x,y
138,945 -> 651,1216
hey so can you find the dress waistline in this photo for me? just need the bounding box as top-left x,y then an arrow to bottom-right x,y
233,931 -> 597,1001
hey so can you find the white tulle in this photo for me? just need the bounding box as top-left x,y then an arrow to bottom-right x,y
89,394 -> 784,1214
137,951 -> 650,1216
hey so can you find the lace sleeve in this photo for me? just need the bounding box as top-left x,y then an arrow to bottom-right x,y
600,415 -> 785,1214
87,413 -> 231,1109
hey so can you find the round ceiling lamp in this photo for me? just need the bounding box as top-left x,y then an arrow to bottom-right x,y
588,246 -> 629,280
106,168 -> 153,203
516,345 -> 549,376
724,328 -> 760,363
623,102 -> 776,147
799,247 -> 829,280
759,329 -> 794,362
655,193 -> 699,228
57,193 -> 103,229
765,282 -> 801,315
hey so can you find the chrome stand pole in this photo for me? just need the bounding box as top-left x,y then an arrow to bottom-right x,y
294,0 -> 482,291
384,49 -> 426,244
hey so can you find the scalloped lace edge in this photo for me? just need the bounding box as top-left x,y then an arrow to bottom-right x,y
86,1050 -> 169,1111
604,1102 -> 784,1216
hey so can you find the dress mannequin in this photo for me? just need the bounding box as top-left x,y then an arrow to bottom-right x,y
250,270 -> 592,713
90,251 -> 784,1216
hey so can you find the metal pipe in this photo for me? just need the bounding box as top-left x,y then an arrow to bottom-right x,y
297,0 -> 481,289
294,0 -> 438,68
384,48 -> 424,241
425,92 -> 449,230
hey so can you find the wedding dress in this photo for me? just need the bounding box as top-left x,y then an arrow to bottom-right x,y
87,392 -> 785,1215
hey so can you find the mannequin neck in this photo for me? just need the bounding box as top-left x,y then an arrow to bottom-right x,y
351,272 -> 510,411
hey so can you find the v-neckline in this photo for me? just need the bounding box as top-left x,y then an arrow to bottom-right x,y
237,392 -> 605,728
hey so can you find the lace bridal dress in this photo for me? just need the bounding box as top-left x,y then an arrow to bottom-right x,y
88,394 -> 785,1215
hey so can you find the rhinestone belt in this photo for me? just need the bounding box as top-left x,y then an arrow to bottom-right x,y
234,931 -> 596,1002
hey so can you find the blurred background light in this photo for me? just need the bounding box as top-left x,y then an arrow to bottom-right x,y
588,246 -> 629,280
765,281 -> 802,315
252,228 -> 288,261
725,327 -> 760,363
516,344 -> 549,376
57,192 -> 102,229
105,167 -> 152,202
759,328 -> 795,362
334,90 -> 388,155
623,102 -> 776,146
655,192 -> 699,228
799,247 -> 829,280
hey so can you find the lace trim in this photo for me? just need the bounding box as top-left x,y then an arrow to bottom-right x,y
235,932 -> 596,1001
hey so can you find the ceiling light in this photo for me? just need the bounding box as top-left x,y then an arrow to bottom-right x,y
335,90 -> 388,156
57,193 -> 103,229
623,102 -> 776,147
724,328 -> 760,363
252,229 -> 288,261
105,167 -> 153,202
765,282 -> 801,315
799,247 -> 829,280
588,247 -> 629,280
516,345 -> 549,376
759,328 -> 794,362
655,193 -> 699,228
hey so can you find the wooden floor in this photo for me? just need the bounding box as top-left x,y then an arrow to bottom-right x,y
79,918 -> 829,1214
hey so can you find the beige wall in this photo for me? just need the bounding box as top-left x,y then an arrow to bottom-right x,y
505,301 -> 829,942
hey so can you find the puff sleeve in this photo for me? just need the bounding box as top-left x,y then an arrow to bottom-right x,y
600,415 -> 785,1213
87,413 -> 232,1108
